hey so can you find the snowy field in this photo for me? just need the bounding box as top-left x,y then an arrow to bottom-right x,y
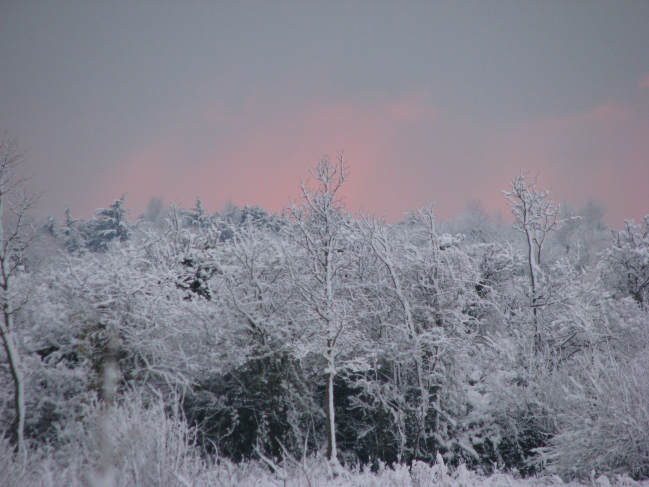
4,453 -> 648,487
2,396 -> 645,487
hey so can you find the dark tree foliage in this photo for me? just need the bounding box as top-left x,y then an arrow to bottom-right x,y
81,194 -> 131,252
184,354 -> 321,463
332,375 -> 401,468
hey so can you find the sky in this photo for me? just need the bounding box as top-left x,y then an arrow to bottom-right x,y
1,1 -> 648,227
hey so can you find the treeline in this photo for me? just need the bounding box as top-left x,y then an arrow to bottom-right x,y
1,149 -> 648,481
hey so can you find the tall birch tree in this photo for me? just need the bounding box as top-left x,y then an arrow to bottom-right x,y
287,155 -> 361,467
0,137 -> 38,455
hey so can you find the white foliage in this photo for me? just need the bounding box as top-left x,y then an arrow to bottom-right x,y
599,216 -> 649,308
540,353 -> 649,479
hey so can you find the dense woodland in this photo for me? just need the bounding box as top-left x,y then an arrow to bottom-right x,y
1,138 -> 648,486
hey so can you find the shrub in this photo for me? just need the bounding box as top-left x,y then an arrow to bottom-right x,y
540,354 -> 649,480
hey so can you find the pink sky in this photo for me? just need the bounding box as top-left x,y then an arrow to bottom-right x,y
2,2 -> 648,229
106,80 -> 649,228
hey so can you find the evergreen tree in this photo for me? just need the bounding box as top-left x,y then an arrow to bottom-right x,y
82,194 -> 131,253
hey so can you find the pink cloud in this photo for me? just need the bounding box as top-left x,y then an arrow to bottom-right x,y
108,92 -> 441,220
482,100 -> 649,228
101,88 -> 648,230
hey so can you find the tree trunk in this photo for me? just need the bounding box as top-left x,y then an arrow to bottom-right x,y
0,311 -> 26,455
525,225 -> 542,352
0,138 -> 35,459
325,367 -> 337,462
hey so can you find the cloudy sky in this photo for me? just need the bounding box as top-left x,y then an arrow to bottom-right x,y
1,1 -> 648,226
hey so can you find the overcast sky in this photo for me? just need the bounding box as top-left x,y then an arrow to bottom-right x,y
1,1 -> 648,226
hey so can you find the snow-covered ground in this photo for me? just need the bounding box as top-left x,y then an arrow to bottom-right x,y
4,445 -> 647,487
194,459 -> 649,487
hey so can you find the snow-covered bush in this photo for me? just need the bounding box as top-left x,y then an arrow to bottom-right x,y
600,216 -> 649,308
37,392 -> 205,487
540,353 -> 649,480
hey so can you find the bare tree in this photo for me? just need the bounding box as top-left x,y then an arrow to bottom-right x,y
502,172 -> 575,351
0,136 -> 38,455
287,155 -> 360,468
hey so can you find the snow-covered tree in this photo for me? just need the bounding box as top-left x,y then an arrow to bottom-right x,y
54,239 -> 213,407
502,172 -> 577,352
193,220 -> 320,460
286,155 -> 364,467
353,205 -> 488,465
82,194 -> 132,253
546,200 -> 611,269
0,136 -> 39,455
600,215 -> 649,309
